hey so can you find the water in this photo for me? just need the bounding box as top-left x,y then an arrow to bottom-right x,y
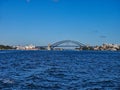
0,50 -> 120,90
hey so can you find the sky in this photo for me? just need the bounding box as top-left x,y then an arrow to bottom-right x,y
0,0 -> 120,46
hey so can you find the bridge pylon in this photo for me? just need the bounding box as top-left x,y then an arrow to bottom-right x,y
47,44 -> 51,50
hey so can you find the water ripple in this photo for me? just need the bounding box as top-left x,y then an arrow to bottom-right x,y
0,50 -> 120,90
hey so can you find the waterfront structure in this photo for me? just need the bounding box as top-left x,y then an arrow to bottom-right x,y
16,46 -> 25,50
47,44 -> 51,50
93,44 -> 120,51
36,40 -> 85,50
16,44 -> 36,50
48,40 -> 85,50
25,44 -> 35,50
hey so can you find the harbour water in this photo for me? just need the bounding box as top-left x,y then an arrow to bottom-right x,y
0,50 -> 120,90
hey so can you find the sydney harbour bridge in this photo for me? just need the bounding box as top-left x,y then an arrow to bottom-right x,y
37,40 -> 86,50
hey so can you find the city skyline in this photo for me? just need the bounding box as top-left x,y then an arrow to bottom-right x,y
0,0 -> 120,46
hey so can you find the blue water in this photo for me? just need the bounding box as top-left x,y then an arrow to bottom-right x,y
0,50 -> 120,90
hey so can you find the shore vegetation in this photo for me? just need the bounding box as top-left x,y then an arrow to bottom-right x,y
0,45 -> 14,50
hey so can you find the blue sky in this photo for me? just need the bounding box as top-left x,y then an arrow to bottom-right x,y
0,0 -> 120,45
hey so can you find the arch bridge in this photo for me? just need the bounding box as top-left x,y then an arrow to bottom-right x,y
48,40 -> 86,50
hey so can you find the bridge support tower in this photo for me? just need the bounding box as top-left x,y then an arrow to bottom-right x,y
47,44 -> 51,50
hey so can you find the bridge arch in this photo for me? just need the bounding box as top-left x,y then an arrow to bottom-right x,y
50,40 -> 85,49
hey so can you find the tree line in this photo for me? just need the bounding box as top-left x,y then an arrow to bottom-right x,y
0,45 -> 14,50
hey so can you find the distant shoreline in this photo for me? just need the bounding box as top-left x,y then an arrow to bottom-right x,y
0,44 -> 120,51
0,49 -> 120,51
